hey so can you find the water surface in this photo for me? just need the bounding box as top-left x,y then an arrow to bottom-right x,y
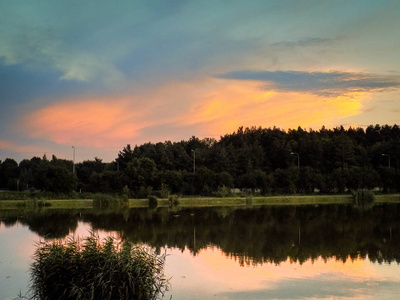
1,204 -> 400,299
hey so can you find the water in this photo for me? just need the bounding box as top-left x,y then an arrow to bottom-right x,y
1,204 -> 400,299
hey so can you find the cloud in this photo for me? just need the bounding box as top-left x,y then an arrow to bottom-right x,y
179,78 -> 363,134
22,98 -> 140,148
272,37 -> 333,48
0,1 -> 260,87
219,70 -> 400,97
19,81 -> 201,148
0,139 -> 45,154
19,77 -> 366,151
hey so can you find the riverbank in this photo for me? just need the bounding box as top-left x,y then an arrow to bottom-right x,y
0,194 -> 399,209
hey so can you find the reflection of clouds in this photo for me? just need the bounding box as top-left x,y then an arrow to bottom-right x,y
220,275 -> 400,300
68,221 -> 122,241
164,246 -> 400,300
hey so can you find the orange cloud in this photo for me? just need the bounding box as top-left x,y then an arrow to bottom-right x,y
20,78 -> 367,149
23,98 -> 147,147
0,139 -> 45,153
181,79 -> 364,134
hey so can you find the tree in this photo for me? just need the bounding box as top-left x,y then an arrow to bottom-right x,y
125,158 -> 157,196
0,158 -> 20,189
76,158 -> 105,192
34,162 -> 77,194
117,144 -> 136,170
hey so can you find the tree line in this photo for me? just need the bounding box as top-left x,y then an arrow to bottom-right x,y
0,124 -> 399,196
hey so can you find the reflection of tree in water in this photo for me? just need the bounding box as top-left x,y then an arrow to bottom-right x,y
82,204 -> 400,265
2,205 -> 400,265
0,209 -> 80,239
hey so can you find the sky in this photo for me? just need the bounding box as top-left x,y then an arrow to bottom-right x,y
1,0 -> 399,163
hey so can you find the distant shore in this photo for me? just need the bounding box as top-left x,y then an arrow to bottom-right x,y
0,194 -> 399,210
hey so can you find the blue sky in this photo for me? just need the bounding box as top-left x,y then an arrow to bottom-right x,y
1,0 -> 399,162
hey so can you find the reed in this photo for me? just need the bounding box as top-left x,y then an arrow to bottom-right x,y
92,193 -> 129,209
352,189 -> 375,209
30,234 -> 169,300
168,194 -> 180,207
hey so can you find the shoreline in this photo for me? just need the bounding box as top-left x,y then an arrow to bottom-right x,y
0,194 -> 399,209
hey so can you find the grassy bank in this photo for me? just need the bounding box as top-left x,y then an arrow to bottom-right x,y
1,194 -> 399,210
142,194 -> 400,207
0,199 -> 93,210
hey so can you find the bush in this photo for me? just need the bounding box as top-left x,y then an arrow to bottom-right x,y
352,189 -> 375,209
30,235 -> 169,300
246,194 -> 253,205
214,185 -> 231,197
93,193 -> 129,209
0,191 -> 28,200
148,195 -> 158,208
168,194 -> 179,206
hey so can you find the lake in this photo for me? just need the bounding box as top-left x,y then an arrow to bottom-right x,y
1,204 -> 400,299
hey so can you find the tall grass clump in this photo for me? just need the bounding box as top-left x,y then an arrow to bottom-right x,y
168,194 -> 179,207
246,194 -> 253,205
93,193 -> 129,209
30,235 -> 169,300
352,189 -> 375,209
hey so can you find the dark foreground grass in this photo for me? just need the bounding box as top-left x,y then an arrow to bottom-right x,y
29,235 -> 169,300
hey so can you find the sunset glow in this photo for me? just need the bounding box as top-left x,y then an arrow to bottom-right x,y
1,1 -> 399,161
163,246 -> 400,300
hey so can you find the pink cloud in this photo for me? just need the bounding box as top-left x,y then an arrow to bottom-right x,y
23,98 -> 144,147
0,139 -> 46,153
20,79 -> 367,150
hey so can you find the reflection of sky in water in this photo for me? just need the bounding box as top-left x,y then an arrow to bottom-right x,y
162,246 -> 400,300
0,224 -> 39,300
1,222 -> 400,300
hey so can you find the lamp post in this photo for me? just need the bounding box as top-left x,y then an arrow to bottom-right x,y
382,154 -> 391,168
191,150 -> 196,174
72,146 -> 75,174
291,152 -> 299,170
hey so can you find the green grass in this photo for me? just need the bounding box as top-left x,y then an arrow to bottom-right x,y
151,194 -> 400,207
0,199 -> 93,210
1,194 -> 399,210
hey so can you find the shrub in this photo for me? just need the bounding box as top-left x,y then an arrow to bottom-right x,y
352,189 -> 375,209
214,185 -> 231,197
30,235 -> 169,300
93,193 -> 129,209
160,183 -> 170,198
0,191 -> 28,200
148,195 -> 158,208
122,185 -> 131,198
168,194 -> 179,206
246,194 -> 253,205
138,186 -> 153,198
